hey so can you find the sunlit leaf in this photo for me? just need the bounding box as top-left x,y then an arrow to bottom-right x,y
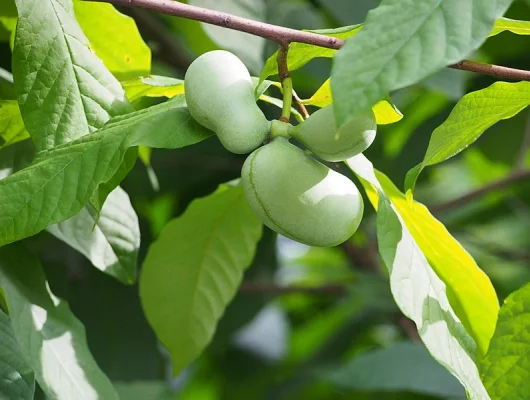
12,0 -> 131,151
123,76 -> 184,103
47,186 -> 140,285
140,184 -> 262,374
405,81 -> 530,194
490,17 -> 530,36
0,96 -> 212,247
347,154 -> 496,399
332,0 -> 513,126
0,309 -> 34,400
480,281 -> 530,399
0,100 -> 29,149
0,244 -> 118,400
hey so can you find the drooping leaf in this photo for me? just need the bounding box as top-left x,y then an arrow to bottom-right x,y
346,154 -> 495,399
405,81 -> 530,194
324,342 -> 465,398
122,76 -> 184,103
189,0 -> 266,74
47,186 -> 140,285
0,96 -> 212,247
332,0 -> 513,127
480,281 -> 530,399
0,309 -> 35,400
0,244 -> 118,400
73,0 -> 151,81
490,17 -> 530,36
0,100 -> 29,149
299,78 -> 402,125
140,184 -> 263,374
12,0 -> 131,151
258,25 -> 362,86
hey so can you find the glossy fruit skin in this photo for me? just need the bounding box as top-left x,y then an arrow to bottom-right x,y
289,105 -> 376,162
241,137 -> 364,247
185,50 -> 269,154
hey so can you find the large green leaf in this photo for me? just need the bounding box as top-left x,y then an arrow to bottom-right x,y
190,0 -> 266,74
12,0 -> 130,151
0,309 -> 34,400
480,281 -> 530,399
258,25 -> 361,86
140,184 -> 263,374
346,154 -> 494,399
0,100 -> 29,149
490,17 -> 530,36
332,0 -> 513,127
405,81 -> 530,194
47,186 -> 140,285
73,0 -> 151,81
0,244 -> 118,400
0,96 -> 212,247
324,342 -> 465,398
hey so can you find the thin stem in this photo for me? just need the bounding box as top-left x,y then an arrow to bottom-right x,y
86,0 -> 530,82
277,44 -> 293,122
292,89 -> 310,119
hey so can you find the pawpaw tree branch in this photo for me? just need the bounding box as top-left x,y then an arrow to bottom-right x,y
87,0 -> 530,82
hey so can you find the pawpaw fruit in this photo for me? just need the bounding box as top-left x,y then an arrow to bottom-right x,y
185,50 -> 269,154
289,105 -> 376,161
241,137 -> 363,247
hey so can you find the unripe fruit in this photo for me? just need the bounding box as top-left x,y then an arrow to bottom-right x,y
289,105 -> 377,162
185,50 -> 269,154
241,138 -> 363,247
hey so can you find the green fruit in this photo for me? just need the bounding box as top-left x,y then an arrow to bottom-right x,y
241,137 -> 363,247
185,50 -> 269,154
289,105 -> 377,162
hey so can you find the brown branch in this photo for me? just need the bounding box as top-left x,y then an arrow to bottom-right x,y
432,169 -> 530,214
86,0 -> 530,82
239,282 -> 346,295
292,89 -> 310,119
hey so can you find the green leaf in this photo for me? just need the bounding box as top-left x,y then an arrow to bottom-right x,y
0,243 -> 118,400
405,81 -> 530,194
0,0 -> 17,17
258,25 -> 362,86
324,342 -> 465,398
0,67 -> 15,99
0,309 -> 35,400
490,17 -> 530,36
122,76 -> 184,103
115,381 -> 175,400
73,0 -> 151,81
140,184 -> 263,375
0,100 -> 29,149
47,186 -> 140,285
189,0 -> 266,74
480,281 -> 530,399
346,154 -> 496,399
12,0 -> 131,151
332,0 -> 513,126
0,96 -> 212,247
299,78 -> 403,125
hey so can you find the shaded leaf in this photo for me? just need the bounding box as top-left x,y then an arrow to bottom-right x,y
0,309 -> 35,400
405,81 -> 530,194
332,0 -> 513,126
324,342 -> 465,398
140,184 -> 263,374
259,25 -> 362,86
0,95 -> 212,247
74,0 -> 151,81
480,281 -> 530,399
0,243 -> 118,400
0,0 -> 17,17
12,0 -> 131,151
346,154 -> 495,399
123,76 -> 184,103
47,186 -> 140,285
114,381 -> 175,400
490,17 -> 530,36
299,78 -> 402,125
0,100 -> 29,149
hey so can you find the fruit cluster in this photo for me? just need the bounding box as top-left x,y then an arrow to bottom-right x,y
185,50 -> 377,247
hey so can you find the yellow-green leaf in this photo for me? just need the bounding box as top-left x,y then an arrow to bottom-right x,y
300,78 -> 402,125
490,17 -> 530,36
0,101 -> 28,149
74,0 -> 151,81
122,76 -> 184,103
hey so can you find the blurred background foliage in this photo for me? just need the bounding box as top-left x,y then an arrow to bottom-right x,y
2,0 -> 530,399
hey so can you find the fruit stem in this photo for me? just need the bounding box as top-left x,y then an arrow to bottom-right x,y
277,44 -> 293,122
270,119 -> 292,139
